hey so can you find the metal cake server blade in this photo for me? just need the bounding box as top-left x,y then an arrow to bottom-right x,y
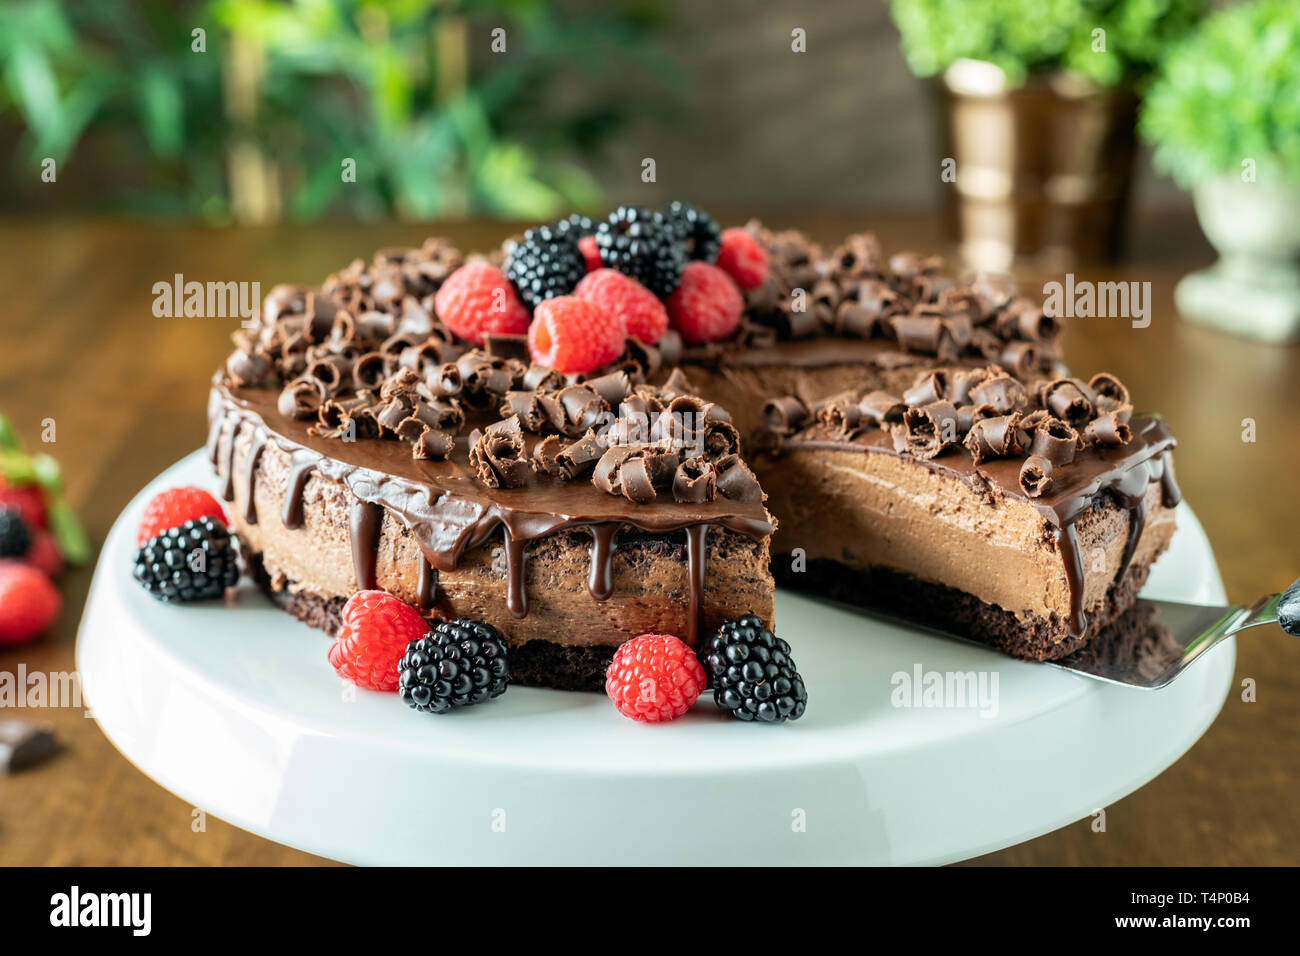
825,578 -> 1300,690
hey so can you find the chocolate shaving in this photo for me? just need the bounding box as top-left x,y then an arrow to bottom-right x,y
531,434 -> 565,476
968,374 -> 1027,414
1019,455 -> 1053,498
859,390 -> 907,426
555,430 -> 605,478
715,454 -> 765,502
762,396 -> 809,436
483,332 -> 530,362
522,364 -> 565,393
468,422 -> 529,489
1088,372 -> 1131,412
998,341 -> 1039,378
893,314 -> 956,359
277,378 -> 323,420
963,413 -> 1022,463
353,352 -> 387,391
1040,378 -> 1095,427
834,301 -> 878,338
1083,406 -> 1133,447
816,392 -> 865,438
672,457 -> 717,503
226,349 -> 271,387
1029,418 -> 1079,466
703,418 -> 742,461
558,384 -> 610,435
586,370 -> 631,407
903,369 -> 949,407
892,400 -> 960,460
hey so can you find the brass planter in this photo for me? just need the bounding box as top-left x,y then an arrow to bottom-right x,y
936,60 -> 1138,271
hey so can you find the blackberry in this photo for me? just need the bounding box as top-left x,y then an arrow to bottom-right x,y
661,200 -> 722,262
705,615 -> 807,722
594,206 -> 686,297
132,515 -> 240,603
398,618 -> 510,714
555,212 -> 595,238
0,507 -> 31,558
504,223 -> 586,310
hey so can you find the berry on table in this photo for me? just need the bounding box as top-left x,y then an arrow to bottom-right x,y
594,206 -> 686,298
504,223 -> 587,310
132,515 -> 240,604
716,227 -> 770,290
573,268 -> 669,345
0,507 -> 32,559
398,618 -> 510,714
0,561 -> 61,646
605,633 -> 706,722
328,590 -> 430,692
665,261 -> 744,344
705,615 -> 807,722
137,485 -> 228,546
661,200 -> 722,263
528,295 -> 626,374
0,478 -> 47,529
25,529 -> 63,579
433,261 -> 531,345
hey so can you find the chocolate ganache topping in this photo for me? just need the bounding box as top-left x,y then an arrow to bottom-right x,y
763,366 -> 1181,638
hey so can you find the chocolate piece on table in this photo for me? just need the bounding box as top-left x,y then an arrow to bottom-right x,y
0,719 -> 57,773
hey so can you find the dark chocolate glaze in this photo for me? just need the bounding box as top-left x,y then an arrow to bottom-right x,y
416,559 -> 438,609
781,416 -> 1180,638
209,379 -> 774,647
241,426 -> 268,524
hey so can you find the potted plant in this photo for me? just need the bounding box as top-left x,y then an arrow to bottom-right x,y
1141,0 -> 1300,342
888,0 -> 1206,270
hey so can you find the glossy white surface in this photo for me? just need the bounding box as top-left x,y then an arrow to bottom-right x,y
78,451 -> 1233,865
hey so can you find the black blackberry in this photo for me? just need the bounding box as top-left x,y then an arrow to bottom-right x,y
132,515 -> 240,603
0,507 -> 31,558
705,615 -> 807,722
594,205 -> 686,297
398,618 -> 510,714
661,200 -> 721,262
555,212 -> 595,238
504,223 -> 586,309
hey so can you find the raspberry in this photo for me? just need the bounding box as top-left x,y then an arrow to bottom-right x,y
328,590 -> 429,692
605,633 -> 706,722
665,262 -> 744,344
716,227 -> 770,290
0,479 -> 46,529
0,508 -> 32,558
578,235 -> 601,273
528,295 -> 626,374
137,486 -> 228,546
25,529 -> 62,579
0,561 -> 61,646
433,261 -> 531,346
574,268 -> 668,345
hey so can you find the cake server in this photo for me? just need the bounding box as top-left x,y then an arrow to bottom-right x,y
835,578 -> 1300,690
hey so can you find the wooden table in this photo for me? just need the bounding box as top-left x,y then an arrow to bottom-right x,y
1,213 -> 1296,866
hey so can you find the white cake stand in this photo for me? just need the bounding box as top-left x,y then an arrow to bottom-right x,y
77,451 -> 1234,865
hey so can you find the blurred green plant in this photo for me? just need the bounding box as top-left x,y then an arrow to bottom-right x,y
0,0 -> 677,221
888,0 -> 1207,88
1140,0 -> 1300,188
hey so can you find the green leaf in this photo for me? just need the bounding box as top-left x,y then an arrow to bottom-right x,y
48,498 -> 91,565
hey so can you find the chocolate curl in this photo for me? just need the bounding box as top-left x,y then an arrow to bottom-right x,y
830,232 -> 883,280
737,321 -> 778,349
762,396 -> 809,436
351,352 -> 387,391
381,332 -> 421,357
855,278 -> 899,319
356,310 -> 397,342
672,457 -> 717,503
653,394 -> 706,449
811,278 -> 842,311
963,413 -> 1022,463
468,422 -> 529,489
1040,378 -> 1095,427
715,454 -> 765,502
278,379 -> 323,420
502,390 -> 549,432
263,284 -> 309,324
1083,406 -> 1133,447
396,297 -> 435,338
413,398 -> 464,432
555,430 -> 605,478
483,332 -> 530,362
967,271 -> 1017,315
536,393 -> 568,433
942,314 -> 974,350
999,298 -> 1060,342
834,301 -> 878,338
558,384 -> 610,434
303,293 -> 340,342
457,353 -> 518,407
703,418 -> 742,461
592,445 -> 679,504
380,365 -> 422,401
853,391 -> 902,427
522,364 -> 565,392
592,448 -> 634,500
422,361 -> 462,399
586,370 -> 631,407
398,338 -> 447,373
660,367 -> 695,399
892,400 -> 960,460
305,355 -> 352,395
375,396 -> 413,433
227,349 -> 271,387
412,428 -> 455,461
1019,456 -> 1053,498
968,374 -> 1027,414
938,287 -> 985,325
969,326 -> 1004,361
657,329 -> 684,366
327,309 -> 358,352
893,314 -> 956,360
947,367 -> 992,405
816,393 -> 865,438
1015,408 -> 1051,450
775,303 -> 822,339
903,369 -> 949,407
531,434 -> 565,476
745,276 -> 780,314
1088,372 -> 1131,413
998,341 -> 1039,379
616,338 -> 664,380
1029,418 -> 1079,466
915,271 -> 954,303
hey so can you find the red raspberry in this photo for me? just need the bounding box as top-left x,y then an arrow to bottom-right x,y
665,262 -> 744,344
528,295 -> 626,374
433,261 -> 531,345
25,530 -> 63,579
579,235 -> 601,273
605,633 -> 706,722
0,479 -> 46,529
573,268 -> 668,345
0,561 -> 61,646
137,486 -> 227,546
716,227 -> 770,290
328,590 -> 429,692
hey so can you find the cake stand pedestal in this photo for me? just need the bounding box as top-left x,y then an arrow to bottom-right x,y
77,451 -> 1234,865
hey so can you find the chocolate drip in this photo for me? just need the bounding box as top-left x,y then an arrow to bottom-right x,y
685,524 -> 709,648
206,414 -> 225,466
282,451 -> 317,529
1056,523 -> 1088,637
504,530 -> 528,618
588,524 -> 617,601
219,421 -> 238,502
416,559 -> 438,609
240,427 -> 269,524
349,500 -> 383,590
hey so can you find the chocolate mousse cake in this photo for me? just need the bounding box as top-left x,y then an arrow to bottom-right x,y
209,207 -> 1180,688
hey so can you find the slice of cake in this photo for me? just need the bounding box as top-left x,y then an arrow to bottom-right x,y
758,367 -> 1179,660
